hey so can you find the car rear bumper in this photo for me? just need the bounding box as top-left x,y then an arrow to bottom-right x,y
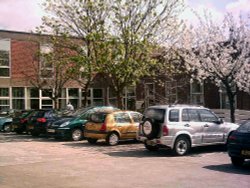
137,135 -> 173,149
228,143 -> 250,159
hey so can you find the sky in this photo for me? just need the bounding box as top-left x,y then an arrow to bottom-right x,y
0,0 -> 249,32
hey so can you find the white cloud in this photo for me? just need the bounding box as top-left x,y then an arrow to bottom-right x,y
0,0 -> 45,31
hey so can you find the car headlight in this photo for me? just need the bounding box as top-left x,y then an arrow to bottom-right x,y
59,121 -> 70,127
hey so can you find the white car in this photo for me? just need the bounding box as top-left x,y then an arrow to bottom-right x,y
137,105 -> 239,156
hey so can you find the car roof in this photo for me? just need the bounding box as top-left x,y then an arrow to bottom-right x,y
148,104 -> 206,110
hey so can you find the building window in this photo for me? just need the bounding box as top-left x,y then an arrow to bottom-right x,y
68,88 -> 79,109
0,39 -> 10,77
41,89 -> 53,109
0,87 -> 10,110
27,88 -> 39,109
92,88 -> 104,106
40,44 -> 53,79
190,80 -> 204,105
219,85 -> 236,109
12,87 -> 25,109
59,89 -> 66,109
123,87 -> 136,110
165,81 -> 177,104
81,89 -> 91,107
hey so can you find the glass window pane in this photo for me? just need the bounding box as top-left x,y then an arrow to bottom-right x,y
199,109 -> 218,122
93,89 -> 103,98
29,88 -> 39,98
187,109 -> 200,122
42,100 -> 53,105
0,88 -> 9,97
169,109 -> 179,122
0,59 -> 9,66
0,68 -> 9,77
12,87 -> 24,98
114,113 -> 131,123
12,99 -> 25,109
0,99 -> 9,105
182,109 -> 189,122
68,88 -> 79,97
30,99 -> 39,109
42,90 -> 52,97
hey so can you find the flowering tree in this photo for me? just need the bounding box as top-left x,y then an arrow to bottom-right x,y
181,13 -> 250,122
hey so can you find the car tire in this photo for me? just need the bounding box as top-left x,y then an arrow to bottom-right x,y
87,138 -> 98,144
144,142 -> 159,151
106,132 -> 119,146
71,129 -> 83,141
3,123 -> 11,132
173,136 -> 190,156
231,157 -> 244,167
141,118 -> 160,139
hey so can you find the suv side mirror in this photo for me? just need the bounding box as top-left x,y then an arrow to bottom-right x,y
219,118 -> 224,124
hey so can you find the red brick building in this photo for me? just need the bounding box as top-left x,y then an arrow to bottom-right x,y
0,30 -> 249,111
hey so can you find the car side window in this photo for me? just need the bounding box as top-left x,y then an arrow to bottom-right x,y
198,109 -> 218,122
169,109 -> 179,122
182,109 -> 189,122
114,113 -> 131,123
187,109 -> 200,122
131,113 -> 142,123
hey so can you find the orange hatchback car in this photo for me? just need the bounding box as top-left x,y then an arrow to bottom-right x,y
84,111 -> 142,146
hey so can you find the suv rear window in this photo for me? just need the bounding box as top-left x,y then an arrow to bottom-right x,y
145,108 -> 165,123
238,121 -> 250,133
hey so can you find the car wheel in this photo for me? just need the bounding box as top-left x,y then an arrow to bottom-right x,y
231,157 -> 244,167
141,118 -> 160,139
87,138 -> 98,144
106,132 -> 119,146
3,123 -> 11,132
144,142 -> 159,151
173,136 -> 190,156
71,129 -> 83,141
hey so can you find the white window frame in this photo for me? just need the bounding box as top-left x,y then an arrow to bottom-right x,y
39,43 -> 54,79
0,38 -> 11,78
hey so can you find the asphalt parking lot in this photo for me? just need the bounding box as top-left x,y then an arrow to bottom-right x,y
0,132 -> 249,188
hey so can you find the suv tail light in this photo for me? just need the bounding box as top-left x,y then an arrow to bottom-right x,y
20,118 -> 27,124
100,123 -> 106,132
163,125 -> 169,136
37,118 -> 47,123
228,135 -> 237,141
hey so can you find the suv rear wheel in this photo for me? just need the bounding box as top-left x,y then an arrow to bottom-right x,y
173,136 -> 190,156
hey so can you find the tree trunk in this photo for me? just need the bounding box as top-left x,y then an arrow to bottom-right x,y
227,92 -> 235,123
53,98 -> 59,109
82,81 -> 90,108
116,91 -> 124,109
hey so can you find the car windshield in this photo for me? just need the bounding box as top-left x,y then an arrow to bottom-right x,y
32,111 -> 46,118
237,121 -> 250,133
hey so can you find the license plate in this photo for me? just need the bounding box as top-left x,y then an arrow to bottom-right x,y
28,125 -> 34,129
12,125 -> 18,129
241,150 -> 250,156
47,129 -> 55,133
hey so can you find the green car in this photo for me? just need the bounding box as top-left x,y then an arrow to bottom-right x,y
46,106 -> 119,141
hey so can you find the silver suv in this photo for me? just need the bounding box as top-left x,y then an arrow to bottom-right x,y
137,105 -> 239,156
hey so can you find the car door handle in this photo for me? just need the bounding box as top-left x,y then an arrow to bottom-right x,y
184,124 -> 190,127
204,124 -> 209,127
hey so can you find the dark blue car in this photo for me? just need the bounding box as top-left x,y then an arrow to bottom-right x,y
227,120 -> 250,166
